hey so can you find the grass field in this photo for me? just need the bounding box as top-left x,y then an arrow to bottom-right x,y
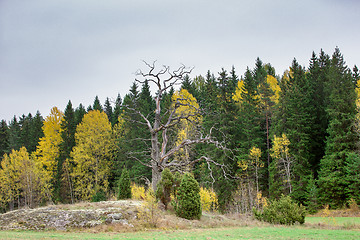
306,216 -> 360,227
1,225 -> 360,240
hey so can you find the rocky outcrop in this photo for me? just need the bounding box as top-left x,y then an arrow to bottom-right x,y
0,200 -> 141,230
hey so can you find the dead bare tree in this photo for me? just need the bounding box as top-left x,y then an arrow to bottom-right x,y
128,61 -> 230,190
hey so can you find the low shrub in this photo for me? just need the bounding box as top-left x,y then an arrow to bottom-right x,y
253,195 -> 306,225
137,188 -> 160,228
131,183 -> 146,200
91,189 -> 107,202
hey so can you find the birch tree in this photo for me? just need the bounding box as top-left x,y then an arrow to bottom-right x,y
270,133 -> 293,194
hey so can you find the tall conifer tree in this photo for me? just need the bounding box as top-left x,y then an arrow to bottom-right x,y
104,97 -> 113,122
0,120 -> 9,159
7,116 -> 21,152
93,96 -> 103,111
318,48 -> 358,207
55,101 -> 76,202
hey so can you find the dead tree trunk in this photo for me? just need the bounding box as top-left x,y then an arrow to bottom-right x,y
130,61 -> 229,191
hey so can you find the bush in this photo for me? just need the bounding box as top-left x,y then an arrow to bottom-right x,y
91,189 -> 107,202
118,168 -> 131,199
253,195 -> 306,225
131,183 -> 146,200
155,168 -> 174,210
199,187 -> 218,212
176,173 -> 201,220
137,188 -> 160,228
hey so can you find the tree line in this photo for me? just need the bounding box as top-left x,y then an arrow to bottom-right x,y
0,47 -> 359,213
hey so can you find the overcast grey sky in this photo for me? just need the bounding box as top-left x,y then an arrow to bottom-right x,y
1,0 -> 359,121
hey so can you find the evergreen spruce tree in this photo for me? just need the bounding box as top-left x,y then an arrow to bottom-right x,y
117,168 -> 131,199
55,101 -> 76,202
93,96 -> 103,111
198,68 -> 238,211
115,82 -> 150,183
112,94 -> 122,126
0,120 -> 9,159
104,97 -> 113,122
306,51 -> 330,172
271,59 -> 313,202
344,152 -> 360,203
176,173 -> 201,220
75,103 -> 86,126
181,74 -> 195,95
7,116 -> 21,152
318,48 -> 358,208
19,114 -> 32,151
28,111 -> 44,153
155,168 -> 174,210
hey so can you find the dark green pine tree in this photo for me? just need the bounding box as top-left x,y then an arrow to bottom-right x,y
253,59 -> 274,190
271,59 -> 313,203
104,97 -> 113,122
204,68 -> 238,212
286,60 -> 313,202
112,94 -> 122,126
55,100 -> 76,203
19,114 -> 32,151
318,48 -> 358,208
235,68 -> 264,191
131,81 -> 155,181
93,95 -> 103,111
28,111 -> 44,153
202,70 -> 218,110
117,167 -> 131,199
181,74 -> 195,96
306,51 -> 330,173
353,65 -> 359,82
115,82 -> 149,183
0,120 -> 9,159
8,116 -> 21,152
139,80 -> 156,121
229,66 -> 239,94
75,103 -> 86,126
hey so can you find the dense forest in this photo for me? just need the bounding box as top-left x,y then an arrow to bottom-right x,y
1,48 -> 359,213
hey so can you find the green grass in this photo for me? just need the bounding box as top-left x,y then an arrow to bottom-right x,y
306,216 -> 360,227
1,226 -> 360,240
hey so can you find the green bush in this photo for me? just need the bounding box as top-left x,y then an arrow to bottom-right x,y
253,195 -> 306,225
176,173 -> 201,220
118,168 -> 131,199
155,168 -> 174,210
91,188 -> 107,202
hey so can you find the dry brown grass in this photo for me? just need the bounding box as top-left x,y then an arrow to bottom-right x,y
83,210 -> 259,234
310,205 -> 360,218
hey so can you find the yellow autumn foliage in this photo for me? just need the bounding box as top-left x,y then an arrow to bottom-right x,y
238,147 -> 263,171
34,106 -> 63,200
0,147 -> 44,208
249,146 -> 263,168
232,80 -> 248,104
266,75 -> 281,104
137,188 -> 160,227
131,183 -> 146,200
271,133 -> 290,159
199,187 -> 218,212
70,110 -> 115,201
257,75 -> 281,107
355,79 -> 360,112
171,89 -> 202,163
